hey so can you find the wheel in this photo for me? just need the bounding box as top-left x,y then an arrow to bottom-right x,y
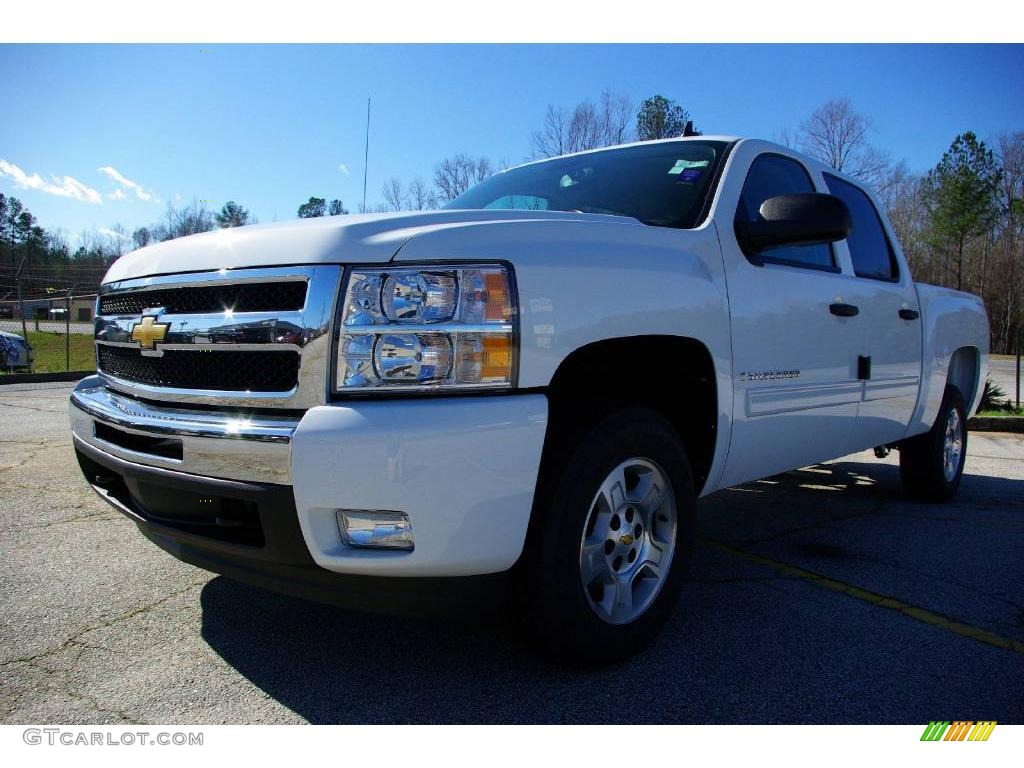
899,385 -> 967,502
523,406 -> 696,664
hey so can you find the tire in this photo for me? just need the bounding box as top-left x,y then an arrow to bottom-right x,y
899,385 -> 967,502
522,406 -> 696,665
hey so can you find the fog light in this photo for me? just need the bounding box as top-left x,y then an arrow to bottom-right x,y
337,510 -> 414,551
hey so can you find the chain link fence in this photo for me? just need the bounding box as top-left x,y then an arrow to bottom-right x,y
0,294 -> 97,375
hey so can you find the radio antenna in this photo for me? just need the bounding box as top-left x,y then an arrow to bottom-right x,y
362,98 -> 371,213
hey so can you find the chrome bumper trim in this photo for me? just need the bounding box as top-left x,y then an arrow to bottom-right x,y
69,377 -> 297,483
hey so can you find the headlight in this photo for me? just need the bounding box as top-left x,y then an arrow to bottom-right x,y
335,264 -> 516,392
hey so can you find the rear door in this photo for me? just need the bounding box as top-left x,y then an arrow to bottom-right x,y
716,148 -> 864,488
823,173 -> 923,449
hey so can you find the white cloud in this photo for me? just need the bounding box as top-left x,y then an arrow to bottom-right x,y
99,227 -> 129,240
338,163 -> 350,175
97,165 -> 153,201
108,188 -> 127,201
0,159 -> 103,204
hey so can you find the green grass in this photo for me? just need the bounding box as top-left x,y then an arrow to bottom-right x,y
976,408 -> 1024,418
1,331 -> 95,374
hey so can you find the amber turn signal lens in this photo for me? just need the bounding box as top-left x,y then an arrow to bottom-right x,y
480,335 -> 512,381
484,271 -> 512,323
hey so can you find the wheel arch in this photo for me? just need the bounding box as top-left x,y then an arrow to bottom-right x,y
539,334 -> 718,495
947,346 -> 981,414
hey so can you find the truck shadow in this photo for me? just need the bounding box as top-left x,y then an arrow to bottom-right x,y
199,459 -> 1024,724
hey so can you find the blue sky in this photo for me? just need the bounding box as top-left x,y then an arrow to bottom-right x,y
1,44 -> 1022,244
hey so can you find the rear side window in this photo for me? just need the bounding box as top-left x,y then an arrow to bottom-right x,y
824,174 -> 899,281
736,154 -> 835,270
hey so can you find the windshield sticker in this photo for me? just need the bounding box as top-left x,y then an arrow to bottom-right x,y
679,168 -> 704,183
668,158 -> 710,175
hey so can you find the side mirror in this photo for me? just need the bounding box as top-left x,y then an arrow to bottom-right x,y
736,193 -> 851,254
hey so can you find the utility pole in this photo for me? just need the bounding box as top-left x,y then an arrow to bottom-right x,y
362,97 -> 371,214
65,289 -> 72,371
1016,323 -> 1021,411
14,246 -> 29,347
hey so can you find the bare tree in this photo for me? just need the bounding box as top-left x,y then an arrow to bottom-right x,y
156,199 -> 215,240
407,177 -> 436,210
433,154 -> 494,203
599,90 -> 633,146
532,105 -> 570,158
774,127 -> 796,149
474,157 -> 493,184
531,90 -> 634,158
382,177 -> 404,211
107,223 -> 129,257
994,132 -> 1024,348
798,98 -> 891,188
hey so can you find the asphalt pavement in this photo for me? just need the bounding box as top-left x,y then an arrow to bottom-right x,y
1,382 -> 1022,724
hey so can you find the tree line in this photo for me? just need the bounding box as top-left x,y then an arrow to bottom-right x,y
1,93 -> 1021,354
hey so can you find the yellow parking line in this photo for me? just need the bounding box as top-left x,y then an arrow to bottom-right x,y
700,538 -> 1024,655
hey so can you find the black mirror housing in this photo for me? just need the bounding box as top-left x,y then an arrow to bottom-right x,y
737,193 -> 852,254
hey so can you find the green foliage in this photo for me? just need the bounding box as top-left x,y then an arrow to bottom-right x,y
215,201 -> 251,228
132,227 -> 151,250
328,199 -> 348,216
980,376 -> 1012,412
920,132 -> 1003,288
297,197 -> 326,218
636,95 -> 690,141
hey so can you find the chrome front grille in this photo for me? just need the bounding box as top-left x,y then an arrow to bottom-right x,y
95,266 -> 341,409
97,280 -> 307,316
97,346 -> 301,392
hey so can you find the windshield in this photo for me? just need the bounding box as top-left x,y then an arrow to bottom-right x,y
446,140 -> 727,229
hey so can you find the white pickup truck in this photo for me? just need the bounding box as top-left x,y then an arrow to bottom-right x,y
70,137 -> 989,661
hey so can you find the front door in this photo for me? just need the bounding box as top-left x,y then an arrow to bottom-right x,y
717,149 -> 864,488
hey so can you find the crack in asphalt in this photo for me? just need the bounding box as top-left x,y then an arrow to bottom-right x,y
0,400 -> 67,413
0,442 -> 72,474
0,578 -> 209,724
1,508 -> 120,535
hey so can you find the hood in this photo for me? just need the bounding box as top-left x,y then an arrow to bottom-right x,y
102,209 -> 640,283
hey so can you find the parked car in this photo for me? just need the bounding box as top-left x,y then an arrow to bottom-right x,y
0,331 -> 33,371
69,136 -> 989,661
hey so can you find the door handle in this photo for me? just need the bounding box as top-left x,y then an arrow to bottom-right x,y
899,308 -> 920,320
829,303 -> 859,317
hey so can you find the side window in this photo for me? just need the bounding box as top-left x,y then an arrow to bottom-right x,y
736,154 -> 835,270
824,174 -> 899,281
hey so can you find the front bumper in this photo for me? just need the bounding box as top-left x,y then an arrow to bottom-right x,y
70,377 -> 548,591
74,439 -> 508,615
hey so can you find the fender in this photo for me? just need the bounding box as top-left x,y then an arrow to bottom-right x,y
910,283 -> 989,435
393,217 -> 734,494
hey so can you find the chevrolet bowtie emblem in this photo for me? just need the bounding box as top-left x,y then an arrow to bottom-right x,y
618,534 -> 634,546
130,315 -> 170,354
